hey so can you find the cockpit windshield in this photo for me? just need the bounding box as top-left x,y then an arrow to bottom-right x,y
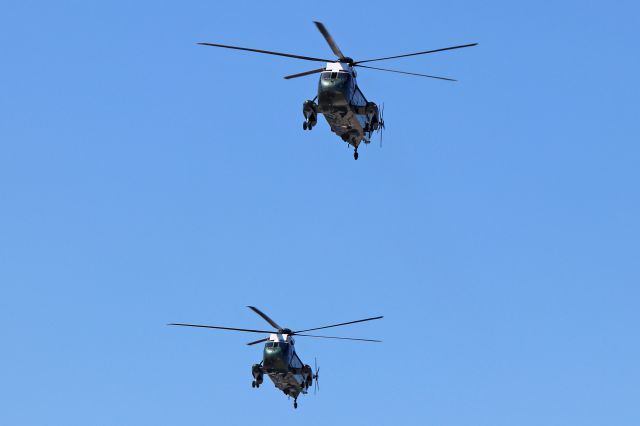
322,72 -> 349,81
265,341 -> 289,348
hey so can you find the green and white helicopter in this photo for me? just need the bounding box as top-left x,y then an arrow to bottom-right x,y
198,21 -> 477,160
169,306 -> 383,408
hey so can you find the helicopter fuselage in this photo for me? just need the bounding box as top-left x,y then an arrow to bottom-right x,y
252,334 -> 313,400
198,20 -> 476,160
171,305 -> 381,409
303,62 -> 381,153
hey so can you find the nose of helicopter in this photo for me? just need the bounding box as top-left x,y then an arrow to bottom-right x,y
317,72 -> 350,110
263,342 -> 289,371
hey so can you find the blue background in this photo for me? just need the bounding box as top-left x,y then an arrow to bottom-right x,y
1,1 -> 639,425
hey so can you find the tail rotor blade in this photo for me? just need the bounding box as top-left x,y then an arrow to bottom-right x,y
379,103 -> 384,148
313,357 -> 320,394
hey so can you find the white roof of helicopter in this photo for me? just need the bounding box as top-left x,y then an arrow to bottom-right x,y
269,333 -> 295,344
324,62 -> 352,73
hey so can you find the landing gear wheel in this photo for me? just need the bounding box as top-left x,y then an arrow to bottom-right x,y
294,401 -> 298,409
354,151 -> 359,160
252,381 -> 256,388
303,121 -> 308,130
256,383 -> 260,388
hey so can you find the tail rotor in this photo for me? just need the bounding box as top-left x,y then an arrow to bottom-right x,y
313,357 -> 320,394
378,103 -> 386,148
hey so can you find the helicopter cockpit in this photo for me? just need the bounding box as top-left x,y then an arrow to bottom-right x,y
318,70 -> 354,108
263,339 -> 292,371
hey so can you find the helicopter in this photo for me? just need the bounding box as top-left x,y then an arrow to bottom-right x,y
198,21 -> 477,160
169,306 -> 383,409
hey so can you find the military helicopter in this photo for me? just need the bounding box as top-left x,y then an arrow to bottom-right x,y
169,306 -> 383,409
198,21 -> 477,160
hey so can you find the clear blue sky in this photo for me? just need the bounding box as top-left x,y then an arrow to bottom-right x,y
1,1 -> 639,425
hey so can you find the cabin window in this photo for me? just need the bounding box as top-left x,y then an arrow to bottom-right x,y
265,342 -> 274,347
330,72 -> 337,79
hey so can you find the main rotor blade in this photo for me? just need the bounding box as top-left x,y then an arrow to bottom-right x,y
294,315 -> 383,334
295,334 -> 382,343
354,43 -> 478,64
197,42 -> 333,63
284,68 -> 325,80
246,337 -> 270,346
355,64 -> 457,81
313,21 -> 345,59
247,306 -> 282,330
168,323 -> 275,334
